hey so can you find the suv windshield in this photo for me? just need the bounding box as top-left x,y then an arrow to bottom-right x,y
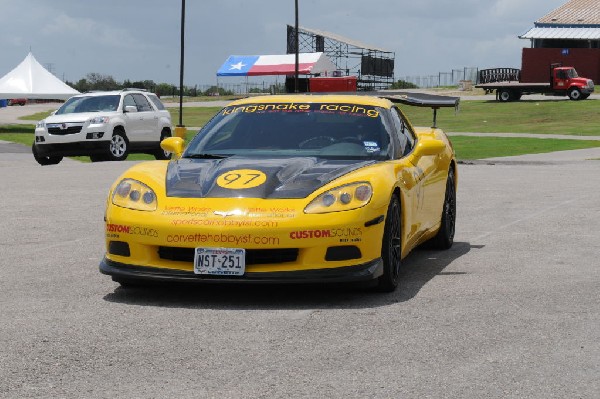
184,102 -> 391,159
56,95 -> 121,114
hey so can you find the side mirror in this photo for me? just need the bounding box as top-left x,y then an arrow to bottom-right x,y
160,137 -> 185,159
124,105 -> 137,113
414,138 -> 445,158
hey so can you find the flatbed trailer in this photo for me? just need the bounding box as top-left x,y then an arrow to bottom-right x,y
475,65 -> 594,102
476,82 -> 553,101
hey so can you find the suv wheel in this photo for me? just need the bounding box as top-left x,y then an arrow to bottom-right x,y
108,130 -> 129,161
154,128 -> 172,160
32,144 -> 63,166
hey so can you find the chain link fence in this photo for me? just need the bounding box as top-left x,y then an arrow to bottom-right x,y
396,67 -> 479,88
180,67 -> 481,95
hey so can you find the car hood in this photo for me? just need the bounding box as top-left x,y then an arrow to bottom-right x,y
44,112 -> 114,123
166,157 -> 376,199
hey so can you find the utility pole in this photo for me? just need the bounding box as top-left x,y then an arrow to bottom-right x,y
175,0 -> 187,139
294,0 -> 299,93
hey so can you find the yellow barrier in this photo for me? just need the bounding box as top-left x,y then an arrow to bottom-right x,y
174,125 -> 187,139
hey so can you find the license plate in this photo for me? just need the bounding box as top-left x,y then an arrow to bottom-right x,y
193,247 -> 245,276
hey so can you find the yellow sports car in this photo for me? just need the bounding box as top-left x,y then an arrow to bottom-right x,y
100,93 -> 458,292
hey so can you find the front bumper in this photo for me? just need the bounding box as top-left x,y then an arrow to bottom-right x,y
100,256 -> 383,285
33,141 -> 110,157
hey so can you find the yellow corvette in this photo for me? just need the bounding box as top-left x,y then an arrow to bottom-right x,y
100,93 -> 458,292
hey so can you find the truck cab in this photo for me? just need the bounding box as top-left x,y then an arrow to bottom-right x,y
551,66 -> 594,100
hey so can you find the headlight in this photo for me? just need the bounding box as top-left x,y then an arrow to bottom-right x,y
36,120 -> 45,128
112,179 -> 157,211
89,116 -> 109,124
304,182 -> 373,214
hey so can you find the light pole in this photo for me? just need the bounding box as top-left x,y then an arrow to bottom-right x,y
175,0 -> 187,139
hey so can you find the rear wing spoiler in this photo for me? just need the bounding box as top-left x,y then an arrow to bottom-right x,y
378,92 -> 460,128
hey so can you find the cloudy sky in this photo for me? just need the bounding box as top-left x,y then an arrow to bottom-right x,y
0,0 -> 567,86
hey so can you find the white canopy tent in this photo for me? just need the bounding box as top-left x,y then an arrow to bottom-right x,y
0,52 -> 79,100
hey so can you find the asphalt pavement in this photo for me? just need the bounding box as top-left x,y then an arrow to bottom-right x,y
1,97 -> 599,397
0,144 -> 599,398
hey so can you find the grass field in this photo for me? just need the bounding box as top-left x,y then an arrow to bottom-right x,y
449,136 -> 600,159
2,98 -> 600,160
401,99 -> 600,136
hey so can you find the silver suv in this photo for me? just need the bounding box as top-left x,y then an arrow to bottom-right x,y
32,89 -> 172,165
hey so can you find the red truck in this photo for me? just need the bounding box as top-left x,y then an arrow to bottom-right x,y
9,98 -> 27,106
475,64 -> 594,102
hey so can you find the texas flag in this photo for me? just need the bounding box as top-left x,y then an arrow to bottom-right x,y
217,52 -> 337,76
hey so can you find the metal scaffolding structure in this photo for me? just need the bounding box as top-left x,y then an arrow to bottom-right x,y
286,25 -> 395,91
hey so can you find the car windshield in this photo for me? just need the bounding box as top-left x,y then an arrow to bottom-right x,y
55,95 -> 121,114
184,102 -> 391,160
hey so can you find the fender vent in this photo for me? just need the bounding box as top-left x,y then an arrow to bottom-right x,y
109,241 -> 130,257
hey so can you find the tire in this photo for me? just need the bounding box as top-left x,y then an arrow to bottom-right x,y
430,168 -> 456,250
376,196 -> 402,292
90,154 -> 108,162
32,144 -> 62,166
153,128 -> 172,160
107,129 -> 129,161
568,87 -> 582,101
498,89 -> 513,102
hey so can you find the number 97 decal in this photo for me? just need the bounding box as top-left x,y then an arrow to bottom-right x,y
216,169 -> 267,189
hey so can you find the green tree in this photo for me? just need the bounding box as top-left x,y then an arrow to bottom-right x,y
203,86 -> 233,96
86,73 -> 120,91
390,80 -> 418,89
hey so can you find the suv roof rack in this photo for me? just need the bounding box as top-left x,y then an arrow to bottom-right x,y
121,88 -> 148,92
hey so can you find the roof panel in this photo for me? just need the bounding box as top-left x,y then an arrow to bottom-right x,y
519,27 -> 600,39
537,0 -> 600,25
298,26 -> 392,53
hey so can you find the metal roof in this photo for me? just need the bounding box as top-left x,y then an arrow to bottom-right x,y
537,0 -> 600,25
519,26 -> 600,39
298,26 -> 392,53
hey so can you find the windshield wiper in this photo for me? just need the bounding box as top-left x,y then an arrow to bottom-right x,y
183,153 -> 230,159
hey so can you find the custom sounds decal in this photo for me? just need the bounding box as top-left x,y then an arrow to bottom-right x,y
106,224 -> 159,238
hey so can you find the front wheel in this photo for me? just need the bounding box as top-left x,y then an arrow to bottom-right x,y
376,196 -> 402,292
32,144 -> 62,166
568,87 -> 582,101
107,130 -> 129,161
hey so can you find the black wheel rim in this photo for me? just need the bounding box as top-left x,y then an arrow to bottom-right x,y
444,174 -> 456,239
389,200 -> 401,280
